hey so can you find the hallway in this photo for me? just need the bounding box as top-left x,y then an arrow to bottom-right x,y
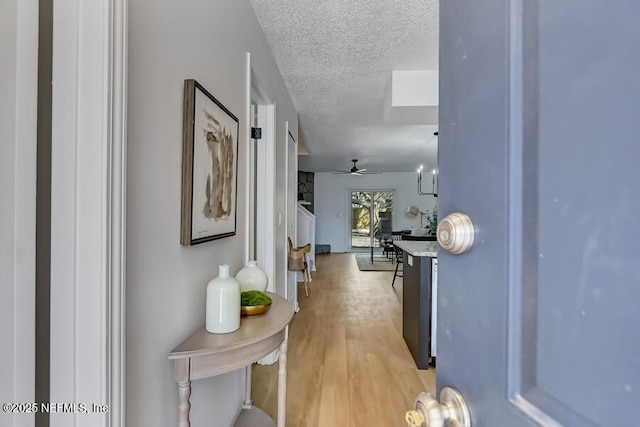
252,253 -> 435,426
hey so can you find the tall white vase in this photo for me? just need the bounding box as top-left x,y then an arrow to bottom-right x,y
206,264 -> 240,334
235,260 -> 268,292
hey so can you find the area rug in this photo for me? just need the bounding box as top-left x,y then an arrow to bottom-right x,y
354,253 -> 402,272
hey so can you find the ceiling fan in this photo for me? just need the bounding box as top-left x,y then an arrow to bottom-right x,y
332,159 -> 382,176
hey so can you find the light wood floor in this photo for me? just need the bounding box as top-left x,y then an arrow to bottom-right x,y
252,253 -> 435,426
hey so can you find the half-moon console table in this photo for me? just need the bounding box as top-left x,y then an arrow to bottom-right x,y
169,292 -> 294,427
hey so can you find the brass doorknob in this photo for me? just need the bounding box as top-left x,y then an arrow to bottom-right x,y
405,387 -> 471,427
437,213 -> 475,254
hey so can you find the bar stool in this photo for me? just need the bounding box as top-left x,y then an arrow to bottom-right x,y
392,248 -> 403,287
288,238 -> 312,296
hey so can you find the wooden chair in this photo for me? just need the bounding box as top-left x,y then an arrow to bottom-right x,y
288,238 -> 312,296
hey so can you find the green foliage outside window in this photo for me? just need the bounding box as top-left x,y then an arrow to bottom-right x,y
425,206 -> 438,235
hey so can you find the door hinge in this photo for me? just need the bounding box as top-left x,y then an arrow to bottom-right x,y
251,127 -> 262,139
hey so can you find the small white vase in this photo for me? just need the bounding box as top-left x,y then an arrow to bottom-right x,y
235,260 -> 268,292
206,265 -> 240,334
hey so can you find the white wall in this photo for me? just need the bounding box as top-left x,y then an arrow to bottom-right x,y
314,172 -> 437,252
127,1 -> 297,426
0,0 -> 37,426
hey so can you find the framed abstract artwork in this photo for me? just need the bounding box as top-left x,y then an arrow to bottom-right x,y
180,79 -> 239,246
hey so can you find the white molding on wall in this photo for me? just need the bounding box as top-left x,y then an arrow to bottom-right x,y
244,52 -> 252,263
250,68 -> 279,367
0,0 -> 38,425
254,104 -> 277,292
50,0 -> 127,426
106,0 -> 128,425
284,122 -> 299,309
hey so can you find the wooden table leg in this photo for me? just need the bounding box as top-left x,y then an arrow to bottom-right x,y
243,365 -> 253,408
174,358 -> 192,427
178,379 -> 191,427
277,327 -> 289,427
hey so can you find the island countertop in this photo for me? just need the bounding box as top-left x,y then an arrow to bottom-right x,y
394,240 -> 438,257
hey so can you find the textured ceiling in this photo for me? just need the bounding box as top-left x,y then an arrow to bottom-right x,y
250,0 -> 440,173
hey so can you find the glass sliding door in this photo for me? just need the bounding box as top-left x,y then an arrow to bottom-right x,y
373,190 -> 393,245
350,190 -> 394,248
351,191 -> 371,248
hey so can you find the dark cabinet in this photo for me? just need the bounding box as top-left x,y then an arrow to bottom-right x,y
402,251 -> 437,369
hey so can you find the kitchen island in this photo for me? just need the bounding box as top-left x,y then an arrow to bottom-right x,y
394,240 -> 438,369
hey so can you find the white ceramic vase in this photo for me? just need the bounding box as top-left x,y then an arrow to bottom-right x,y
235,260 -> 268,292
206,264 -> 240,334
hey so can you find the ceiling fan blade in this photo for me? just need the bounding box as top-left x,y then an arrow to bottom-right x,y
334,161 -> 381,176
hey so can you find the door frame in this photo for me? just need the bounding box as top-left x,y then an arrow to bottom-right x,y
49,0 -> 127,425
1,0 -> 38,423
249,63 -> 279,365
249,63 -> 277,292
284,123 -> 299,310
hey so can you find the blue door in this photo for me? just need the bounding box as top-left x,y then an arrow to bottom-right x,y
435,0 -> 640,425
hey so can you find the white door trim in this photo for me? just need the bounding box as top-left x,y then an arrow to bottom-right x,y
107,1 -> 128,424
49,0 -> 127,426
1,0 -> 38,424
284,124 -> 299,310
245,53 -> 252,262
250,69 -> 278,365
251,95 -> 276,291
